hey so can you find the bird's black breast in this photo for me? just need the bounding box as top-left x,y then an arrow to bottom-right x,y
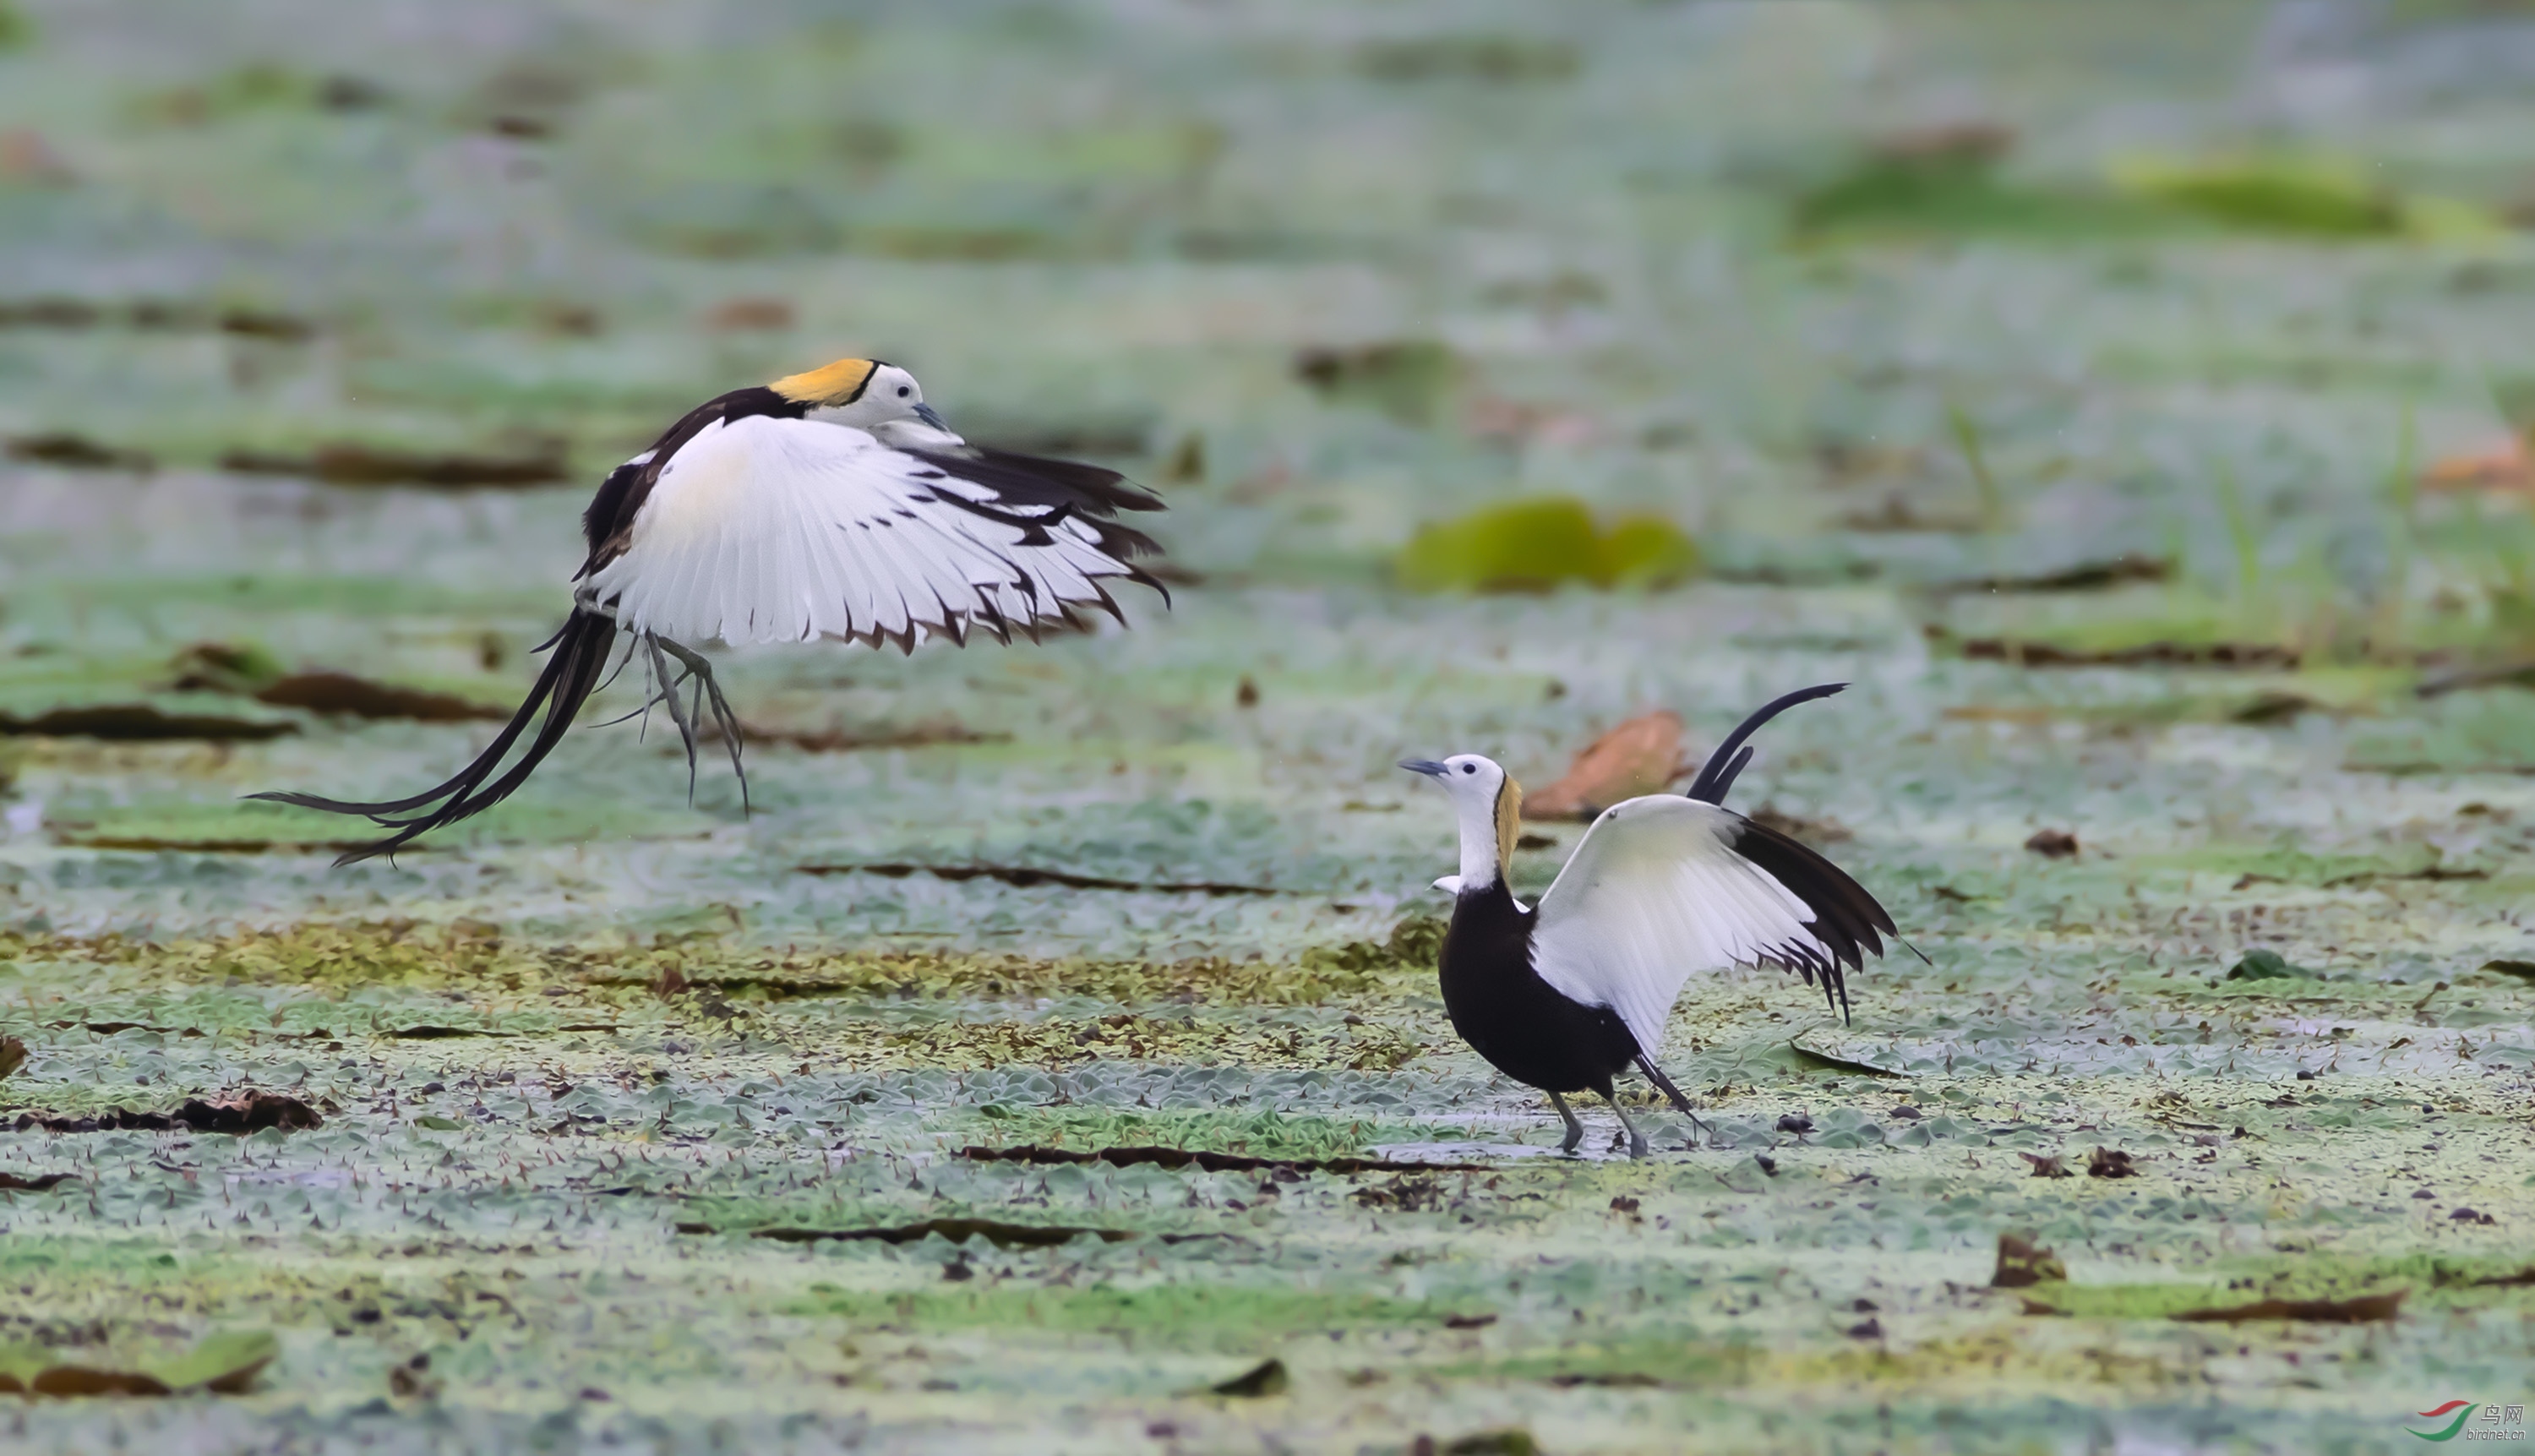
1436,881 -> 1640,1096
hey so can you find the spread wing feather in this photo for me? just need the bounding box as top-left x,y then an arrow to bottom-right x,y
1529,795 -> 1895,1058
582,417 -> 1156,649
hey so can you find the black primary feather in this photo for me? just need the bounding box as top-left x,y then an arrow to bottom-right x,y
1726,815 -> 1899,1022
907,445 -> 1169,600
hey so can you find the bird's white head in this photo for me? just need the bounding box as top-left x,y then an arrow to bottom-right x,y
1399,754 -> 1519,895
770,358 -> 957,444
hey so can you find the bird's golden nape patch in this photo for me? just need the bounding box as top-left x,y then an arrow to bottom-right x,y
1495,772 -> 1522,879
770,357 -> 877,406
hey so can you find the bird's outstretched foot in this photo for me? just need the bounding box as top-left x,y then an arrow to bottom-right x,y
1549,1092 -> 1585,1155
640,635 -> 750,811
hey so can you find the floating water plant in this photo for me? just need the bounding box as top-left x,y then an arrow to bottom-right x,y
1394,497 -> 1697,592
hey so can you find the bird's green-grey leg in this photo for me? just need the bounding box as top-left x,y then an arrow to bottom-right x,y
1606,1095 -> 1649,1159
641,635 -> 704,802
1548,1092 -> 1585,1155
651,635 -> 750,812
1636,1055 -> 1713,1148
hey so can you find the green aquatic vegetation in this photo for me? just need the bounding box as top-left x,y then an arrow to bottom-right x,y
1394,498 -> 1698,593
1791,145 -> 2176,243
2109,153 -> 2505,241
787,1280 -> 1458,1340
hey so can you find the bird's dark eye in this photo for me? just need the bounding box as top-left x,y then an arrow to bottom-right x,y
897,386 -> 911,397
1460,764 -> 1475,775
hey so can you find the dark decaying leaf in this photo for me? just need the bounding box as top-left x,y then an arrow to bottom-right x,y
1943,633 -> 2299,670
2442,1266 -> 2535,1288
1938,554 -> 2172,594
10,1092 -> 320,1135
795,862 -> 1283,897
2025,828 -> 2079,858
0,1171 -> 75,1192
252,673 -> 510,723
1206,1358 -> 1289,1398
0,706 -> 297,741
2020,1152 -> 2073,1179
220,440 -> 568,488
743,718 -> 1006,752
958,1144 -> 1486,1175
4,432 -> 156,471
2086,1147 -> 2138,1178
1991,1232 -> 2066,1289
674,1216 -> 1226,1248
2170,1292 -> 2405,1324
0,1036 -> 23,1080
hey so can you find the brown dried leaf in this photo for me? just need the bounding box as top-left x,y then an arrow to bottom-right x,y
2420,438 -> 2529,493
1524,711 -> 1686,820
2086,1147 -> 2138,1178
2025,828 -> 2079,858
1991,1231 -> 2066,1289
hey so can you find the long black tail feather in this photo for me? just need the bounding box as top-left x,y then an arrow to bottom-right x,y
248,609 -> 623,864
1685,682 -> 1848,806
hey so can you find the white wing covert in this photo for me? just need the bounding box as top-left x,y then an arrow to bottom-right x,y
584,415 -> 1158,650
1529,795 -> 1893,1060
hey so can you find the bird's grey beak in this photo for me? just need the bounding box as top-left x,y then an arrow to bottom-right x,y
913,401 -> 947,430
1398,759 -> 1448,777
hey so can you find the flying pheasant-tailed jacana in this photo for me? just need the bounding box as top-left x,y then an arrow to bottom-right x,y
255,359 -> 1166,862
1400,684 -> 1908,1158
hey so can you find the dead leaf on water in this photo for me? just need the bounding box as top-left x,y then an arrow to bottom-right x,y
0,1330 -> 278,1397
10,1092 -> 320,1135
2420,438 -> 2529,493
1205,1357 -> 1289,1398
2170,1292 -> 2404,1324
1992,1232 -> 2066,1289
1524,711 -> 1685,820
2086,1148 -> 2139,1178
959,1144 -> 1483,1175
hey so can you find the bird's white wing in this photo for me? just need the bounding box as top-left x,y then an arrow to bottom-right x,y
1529,794 -> 1892,1059
582,415 -> 1155,649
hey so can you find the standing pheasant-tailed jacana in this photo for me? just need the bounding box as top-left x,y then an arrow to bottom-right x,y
255,358 -> 1166,861
1401,684 -> 1908,1157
